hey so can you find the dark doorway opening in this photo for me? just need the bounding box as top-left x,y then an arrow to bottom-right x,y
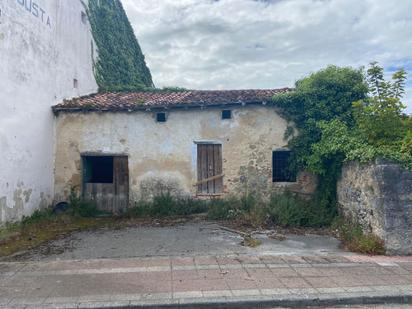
83,156 -> 114,184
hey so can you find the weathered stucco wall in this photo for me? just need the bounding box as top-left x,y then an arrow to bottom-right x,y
0,0 -> 98,222
54,106 -> 316,203
338,161 -> 412,255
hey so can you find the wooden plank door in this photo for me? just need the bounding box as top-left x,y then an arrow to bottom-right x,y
197,144 -> 223,194
113,156 -> 129,213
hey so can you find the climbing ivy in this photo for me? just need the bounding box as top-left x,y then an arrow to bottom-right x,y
272,66 -> 368,225
87,0 -> 154,91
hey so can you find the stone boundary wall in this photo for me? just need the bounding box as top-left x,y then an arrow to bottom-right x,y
338,160 -> 412,255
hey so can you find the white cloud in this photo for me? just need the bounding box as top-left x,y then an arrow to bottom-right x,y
122,0 -> 412,113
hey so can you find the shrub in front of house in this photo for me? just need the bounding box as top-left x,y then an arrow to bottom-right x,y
128,192 -> 208,218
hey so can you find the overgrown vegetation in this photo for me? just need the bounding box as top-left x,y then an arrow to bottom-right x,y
273,66 -> 368,225
272,63 -> 411,228
207,191 -> 331,228
126,192 -> 208,218
310,62 -> 412,171
332,218 -> 386,255
87,0 -> 154,91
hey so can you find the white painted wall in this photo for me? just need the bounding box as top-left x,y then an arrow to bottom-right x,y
0,0 -> 98,222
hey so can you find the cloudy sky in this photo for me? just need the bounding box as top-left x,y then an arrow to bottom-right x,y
122,0 -> 412,113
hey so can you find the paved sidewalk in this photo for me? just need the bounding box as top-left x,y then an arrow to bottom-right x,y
1,254 -> 412,308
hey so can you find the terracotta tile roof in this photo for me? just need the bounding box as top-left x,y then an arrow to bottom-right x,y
52,88 -> 291,113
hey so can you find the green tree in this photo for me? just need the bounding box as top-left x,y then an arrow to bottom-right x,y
310,62 -> 412,172
353,62 -> 407,145
87,0 -> 154,91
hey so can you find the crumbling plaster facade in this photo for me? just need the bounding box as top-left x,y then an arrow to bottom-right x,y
0,0 -> 98,223
54,106 -> 317,203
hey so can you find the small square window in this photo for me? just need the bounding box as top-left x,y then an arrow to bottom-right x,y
156,112 -> 167,122
222,110 -> 232,119
272,150 -> 296,182
73,79 -> 78,89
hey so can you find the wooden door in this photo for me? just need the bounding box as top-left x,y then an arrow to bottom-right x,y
113,156 -> 129,212
197,144 -> 223,194
83,155 -> 129,214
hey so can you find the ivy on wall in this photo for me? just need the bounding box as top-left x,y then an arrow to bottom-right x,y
87,0 -> 154,92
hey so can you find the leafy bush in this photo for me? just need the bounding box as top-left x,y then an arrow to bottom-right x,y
332,218 -> 385,255
206,197 -> 240,220
128,193 -> 208,218
310,63 -> 412,171
267,192 -> 334,228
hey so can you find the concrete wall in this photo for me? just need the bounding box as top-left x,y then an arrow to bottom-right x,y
0,0 -> 98,222
54,106 -> 317,203
338,161 -> 412,255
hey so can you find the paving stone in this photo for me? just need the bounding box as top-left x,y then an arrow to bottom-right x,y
219,268 -> 249,279
281,256 -> 308,264
216,257 -> 241,265
231,289 -> 260,296
225,278 -> 259,290
269,267 -> 298,277
202,290 -> 232,297
173,291 -> 203,299
173,279 -> 228,292
293,267 -> 323,276
304,276 -> 339,288
245,267 -> 275,279
194,256 -> 218,265
260,288 -> 290,295
2,253 -> 412,308
197,269 -> 225,279
172,269 -> 199,281
303,256 -> 329,264
171,257 -> 195,267
259,255 -> 286,265
255,278 -> 285,289
279,277 -> 311,288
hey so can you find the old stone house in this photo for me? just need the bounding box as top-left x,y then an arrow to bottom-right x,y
52,89 -> 317,213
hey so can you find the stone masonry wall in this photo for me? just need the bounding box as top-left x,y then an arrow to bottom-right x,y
54,106 -> 318,204
338,161 -> 412,255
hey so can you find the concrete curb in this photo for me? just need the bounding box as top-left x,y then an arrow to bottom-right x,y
27,292 -> 412,309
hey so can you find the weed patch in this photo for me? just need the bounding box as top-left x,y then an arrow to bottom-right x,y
127,193 -> 208,218
332,217 -> 385,255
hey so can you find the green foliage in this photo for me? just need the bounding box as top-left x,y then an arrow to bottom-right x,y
267,191 -> 334,228
128,193 -> 208,218
332,218 -> 385,255
207,192 -> 332,228
311,63 -> 412,170
21,208 -> 54,227
68,187 -> 102,218
87,0 -> 154,91
207,197 -> 241,220
161,87 -> 189,92
273,65 -> 368,221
